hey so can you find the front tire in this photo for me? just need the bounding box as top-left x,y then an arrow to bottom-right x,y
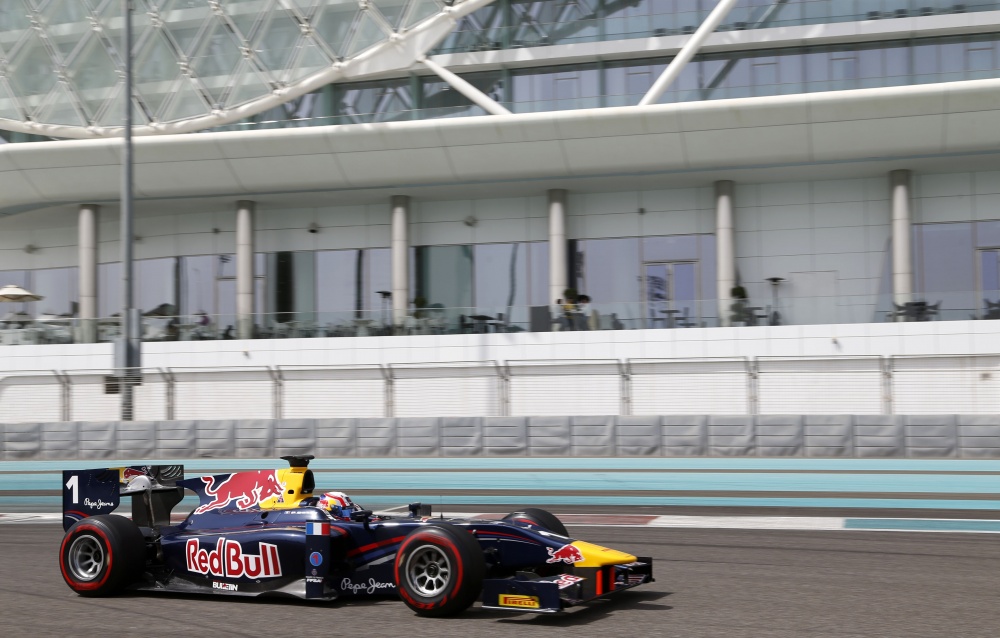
502,508 -> 569,537
394,523 -> 485,617
59,515 -> 146,597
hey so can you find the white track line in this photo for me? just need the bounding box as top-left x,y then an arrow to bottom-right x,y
0,513 -> 62,524
647,515 -> 845,530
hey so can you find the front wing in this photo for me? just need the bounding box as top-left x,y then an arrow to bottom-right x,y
480,558 -> 654,614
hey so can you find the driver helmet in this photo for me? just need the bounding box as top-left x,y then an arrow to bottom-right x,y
318,491 -> 357,518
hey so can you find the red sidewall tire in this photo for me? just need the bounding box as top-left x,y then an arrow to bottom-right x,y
59,525 -> 114,594
502,508 -> 569,537
59,515 -> 145,597
394,524 -> 484,617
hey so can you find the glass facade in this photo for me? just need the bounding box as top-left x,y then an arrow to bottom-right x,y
259,248 -> 392,330
522,34 -> 1000,108
1,0 -> 998,142
414,245 -> 475,310
0,0 -> 466,133
200,33 -> 1000,132
436,0 -> 1000,54
10,220 -> 1000,339
571,234 -> 717,328
29,267 -> 78,317
912,221 -> 1000,320
0,235 -> 707,320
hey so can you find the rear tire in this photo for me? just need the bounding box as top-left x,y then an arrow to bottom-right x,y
502,508 -> 569,537
394,523 -> 485,617
59,515 -> 146,597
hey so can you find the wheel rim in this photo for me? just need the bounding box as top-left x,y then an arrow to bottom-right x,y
68,535 -> 105,582
405,544 -> 452,598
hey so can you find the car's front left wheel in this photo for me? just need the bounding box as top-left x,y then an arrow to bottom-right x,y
393,523 -> 485,617
502,507 -> 569,537
59,515 -> 146,597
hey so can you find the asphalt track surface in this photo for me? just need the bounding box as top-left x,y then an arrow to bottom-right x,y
4,520 -> 999,638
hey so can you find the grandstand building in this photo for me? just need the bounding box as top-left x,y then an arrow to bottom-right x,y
1,1 -> 1000,418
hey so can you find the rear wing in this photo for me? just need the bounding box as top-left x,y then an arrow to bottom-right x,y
62,465 -> 184,531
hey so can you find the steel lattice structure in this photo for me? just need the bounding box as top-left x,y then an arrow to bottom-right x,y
0,0 -> 496,138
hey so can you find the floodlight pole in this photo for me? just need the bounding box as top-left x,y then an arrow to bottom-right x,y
118,0 -> 140,420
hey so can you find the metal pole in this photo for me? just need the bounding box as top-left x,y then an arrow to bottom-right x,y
638,0 -> 740,106
119,0 -> 140,420
418,57 -> 511,115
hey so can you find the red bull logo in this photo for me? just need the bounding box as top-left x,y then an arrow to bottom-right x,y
195,471 -> 285,514
120,467 -> 149,483
186,538 -> 282,579
546,543 -> 585,564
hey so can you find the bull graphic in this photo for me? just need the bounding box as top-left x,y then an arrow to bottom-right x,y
196,471 -> 285,514
546,544 -> 584,564
120,466 -> 149,483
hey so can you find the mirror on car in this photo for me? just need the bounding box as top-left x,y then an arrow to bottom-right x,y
351,510 -> 373,522
408,502 -> 432,517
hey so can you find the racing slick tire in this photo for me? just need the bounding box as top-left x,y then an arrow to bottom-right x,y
502,507 -> 569,537
59,515 -> 146,597
394,523 -> 485,617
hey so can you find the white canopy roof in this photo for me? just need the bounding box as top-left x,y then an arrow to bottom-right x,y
1,77 -> 999,217
0,0 -> 494,139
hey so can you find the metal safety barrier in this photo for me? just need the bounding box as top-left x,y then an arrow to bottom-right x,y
3,415 -> 999,460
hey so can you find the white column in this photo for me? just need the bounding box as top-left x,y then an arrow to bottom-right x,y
236,200 -> 256,339
78,204 -> 99,343
890,170 -> 913,308
715,181 -> 736,327
391,195 -> 410,324
548,189 -> 568,305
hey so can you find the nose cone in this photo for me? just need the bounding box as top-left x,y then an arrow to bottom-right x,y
569,541 -> 637,567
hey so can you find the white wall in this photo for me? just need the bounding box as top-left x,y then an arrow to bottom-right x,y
567,187 -> 716,239
733,178 -> 892,325
913,171 -> 1000,223
1,319 -> 999,374
0,207 -> 78,271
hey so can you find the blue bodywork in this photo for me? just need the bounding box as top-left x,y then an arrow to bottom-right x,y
60,460 -> 654,613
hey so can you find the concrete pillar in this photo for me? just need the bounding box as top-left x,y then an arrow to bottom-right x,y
548,189 -> 568,304
715,181 -> 736,327
391,195 -> 410,324
890,170 -> 913,309
78,204 -> 99,343
236,200 -> 255,339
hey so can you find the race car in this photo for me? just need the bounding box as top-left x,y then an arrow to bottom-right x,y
59,456 -> 653,616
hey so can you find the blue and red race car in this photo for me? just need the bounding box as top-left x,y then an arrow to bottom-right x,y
59,456 -> 653,616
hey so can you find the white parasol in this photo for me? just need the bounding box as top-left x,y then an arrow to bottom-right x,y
0,284 -> 43,302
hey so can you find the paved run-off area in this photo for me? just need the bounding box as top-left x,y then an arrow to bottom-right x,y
4,522 -> 999,638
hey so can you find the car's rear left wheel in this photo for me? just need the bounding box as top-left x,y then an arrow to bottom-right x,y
59,515 -> 146,597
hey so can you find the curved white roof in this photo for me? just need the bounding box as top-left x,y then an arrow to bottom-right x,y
2,79 -> 1000,217
0,0 -> 494,139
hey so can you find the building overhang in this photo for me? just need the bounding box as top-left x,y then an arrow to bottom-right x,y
2,78 -> 1000,216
